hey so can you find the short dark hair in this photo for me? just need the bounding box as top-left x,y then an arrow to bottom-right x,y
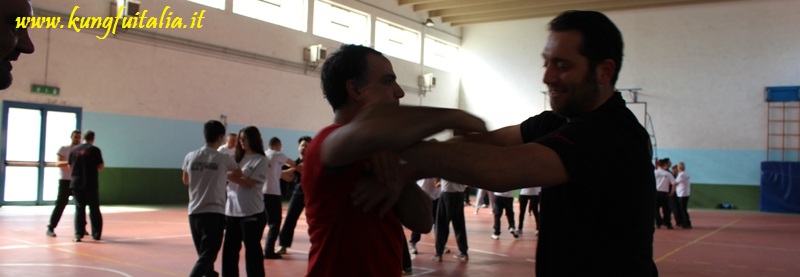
268,137 -> 281,148
71,130 -> 81,137
298,136 -> 312,144
320,44 -> 383,111
549,10 -> 624,86
84,130 -> 95,141
204,120 -> 226,143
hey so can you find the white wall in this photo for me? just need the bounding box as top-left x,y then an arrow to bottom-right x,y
4,0 -> 463,132
460,0 -> 800,185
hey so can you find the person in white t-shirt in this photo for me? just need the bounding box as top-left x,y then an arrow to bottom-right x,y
518,187 -> 541,235
432,179 -> 469,262
46,130 -> 82,237
182,120 -> 241,277
217,133 -> 237,157
222,126 -> 269,277
654,158 -> 675,229
262,137 -> 296,259
673,162 -> 692,229
492,190 -> 519,239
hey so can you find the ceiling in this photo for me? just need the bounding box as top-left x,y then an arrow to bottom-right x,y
398,0 -> 740,26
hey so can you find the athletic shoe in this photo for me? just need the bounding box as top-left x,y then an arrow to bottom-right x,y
453,252 -> 469,262
491,234 -> 500,240
402,268 -> 413,276
430,255 -> 442,262
510,228 -> 519,238
276,246 -> 287,254
46,228 -> 56,237
264,252 -> 282,259
444,248 -> 451,253
73,236 -> 82,242
409,243 -> 418,255
517,229 -> 523,235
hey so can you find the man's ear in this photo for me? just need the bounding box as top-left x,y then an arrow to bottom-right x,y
596,59 -> 616,86
346,79 -> 361,98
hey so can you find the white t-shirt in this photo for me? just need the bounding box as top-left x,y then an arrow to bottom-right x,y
226,153 -> 268,217
440,179 -> 465,193
654,168 -> 675,192
493,190 -> 515,198
263,149 -> 290,195
675,171 -> 691,197
58,145 -> 75,180
217,145 -> 236,157
417,178 -> 441,200
182,146 -> 239,215
520,187 -> 541,196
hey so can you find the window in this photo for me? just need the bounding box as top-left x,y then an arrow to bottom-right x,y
187,0 -> 226,10
313,0 -> 370,46
424,36 -> 459,71
375,19 -> 420,63
234,0 -> 308,32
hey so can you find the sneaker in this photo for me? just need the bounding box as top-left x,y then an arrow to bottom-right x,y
517,229 -> 523,235
535,230 -> 539,236
509,228 -> 519,238
491,234 -> 499,240
73,236 -> 82,242
409,243 -> 418,255
46,228 -> 56,237
264,252 -> 282,259
453,252 -> 469,262
444,248 -> 451,254
276,246 -> 287,254
430,255 -> 442,262
481,204 -> 488,208
402,267 -> 413,276
92,235 -> 101,241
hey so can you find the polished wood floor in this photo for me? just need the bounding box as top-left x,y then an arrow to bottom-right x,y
0,203 -> 798,276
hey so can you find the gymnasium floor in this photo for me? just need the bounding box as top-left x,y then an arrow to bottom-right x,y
0,204 -> 798,276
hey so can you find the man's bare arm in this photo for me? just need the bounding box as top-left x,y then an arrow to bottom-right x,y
321,105 -> 486,168
401,140 -> 569,192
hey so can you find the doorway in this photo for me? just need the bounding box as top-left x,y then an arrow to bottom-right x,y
1,101 -> 82,205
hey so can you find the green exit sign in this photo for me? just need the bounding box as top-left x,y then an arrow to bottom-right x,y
31,84 -> 60,96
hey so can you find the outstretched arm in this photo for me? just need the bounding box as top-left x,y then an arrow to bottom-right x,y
321,105 -> 487,168
401,140 -> 569,192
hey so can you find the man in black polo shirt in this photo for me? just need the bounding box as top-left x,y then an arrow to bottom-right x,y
401,10 -> 657,276
69,130 -> 105,242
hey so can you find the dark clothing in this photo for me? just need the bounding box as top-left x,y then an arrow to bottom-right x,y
68,143 -> 104,239
410,198 -> 438,244
189,213 -> 225,277
262,194 -> 282,254
492,196 -> 515,235
434,192 -> 468,256
676,196 -> 692,228
518,195 -> 540,231
222,212 -> 266,277
48,179 -> 72,229
278,157 -> 304,248
521,93 -> 657,276
655,192 -> 673,228
72,188 -> 102,239
69,144 -> 103,190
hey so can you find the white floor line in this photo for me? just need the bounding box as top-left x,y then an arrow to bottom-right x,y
0,263 -> 134,277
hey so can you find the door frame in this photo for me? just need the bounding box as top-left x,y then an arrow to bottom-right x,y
1,101 -> 82,206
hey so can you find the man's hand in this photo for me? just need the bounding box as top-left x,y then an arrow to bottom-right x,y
350,152 -> 404,217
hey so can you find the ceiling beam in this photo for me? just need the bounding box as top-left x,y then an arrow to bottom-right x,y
442,0 -> 714,25
398,0 -> 443,6
429,0 -> 598,17
413,0 -> 519,12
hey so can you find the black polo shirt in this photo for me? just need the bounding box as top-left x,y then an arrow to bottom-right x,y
521,92 -> 657,276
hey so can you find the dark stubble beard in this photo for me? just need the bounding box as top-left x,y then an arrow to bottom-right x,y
551,70 -> 600,119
